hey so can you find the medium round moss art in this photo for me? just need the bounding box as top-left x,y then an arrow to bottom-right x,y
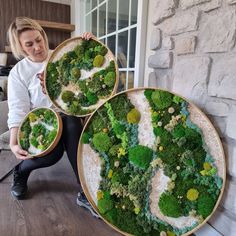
78,88 -> 226,236
18,107 -> 62,157
45,37 -> 119,117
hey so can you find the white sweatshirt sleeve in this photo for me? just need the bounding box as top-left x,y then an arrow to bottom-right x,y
7,67 -> 31,129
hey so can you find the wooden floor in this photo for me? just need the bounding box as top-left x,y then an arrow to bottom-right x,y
0,150 -> 121,236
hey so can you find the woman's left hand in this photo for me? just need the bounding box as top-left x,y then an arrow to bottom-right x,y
37,72 -> 46,94
81,32 -> 95,40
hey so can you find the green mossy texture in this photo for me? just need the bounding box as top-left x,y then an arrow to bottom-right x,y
19,108 -> 58,154
46,39 -> 116,115
83,89 -> 222,236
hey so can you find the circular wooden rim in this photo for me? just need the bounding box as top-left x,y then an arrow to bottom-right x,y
44,36 -> 119,117
77,87 -> 226,236
18,107 -> 62,158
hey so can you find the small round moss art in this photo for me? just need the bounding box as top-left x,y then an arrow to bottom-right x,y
45,37 -> 118,117
18,107 -> 62,157
78,88 -> 226,236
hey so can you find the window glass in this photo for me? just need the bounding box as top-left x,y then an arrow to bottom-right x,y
129,28 -> 136,68
92,10 -> 97,36
118,31 -> 128,68
131,0 -> 138,24
85,0 -> 91,13
108,0 -> 117,34
107,35 -> 116,56
92,0 -> 97,9
118,0 -> 129,30
99,3 -> 106,37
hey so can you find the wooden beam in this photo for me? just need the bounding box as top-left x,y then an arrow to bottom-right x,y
35,19 -> 75,32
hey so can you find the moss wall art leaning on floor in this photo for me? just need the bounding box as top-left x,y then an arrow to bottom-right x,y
79,88 -> 225,236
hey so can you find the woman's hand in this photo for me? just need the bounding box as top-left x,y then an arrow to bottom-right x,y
81,32 -> 95,40
37,72 -> 46,94
10,144 -> 31,160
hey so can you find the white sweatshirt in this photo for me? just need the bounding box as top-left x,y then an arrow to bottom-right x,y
7,57 -> 52,129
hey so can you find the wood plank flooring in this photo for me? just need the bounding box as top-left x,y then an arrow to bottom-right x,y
0,150 -> 121,236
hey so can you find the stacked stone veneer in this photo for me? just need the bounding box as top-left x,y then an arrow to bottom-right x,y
147,0 -> 236,235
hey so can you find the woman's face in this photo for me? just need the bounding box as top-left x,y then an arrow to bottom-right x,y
19,29 -> 48,62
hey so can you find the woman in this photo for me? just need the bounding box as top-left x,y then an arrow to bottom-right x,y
7,17 -> 98,217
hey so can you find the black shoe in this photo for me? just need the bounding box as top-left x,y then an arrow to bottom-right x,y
11,167 -> 29,199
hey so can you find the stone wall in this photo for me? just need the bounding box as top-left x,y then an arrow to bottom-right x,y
147,0 -> 236,235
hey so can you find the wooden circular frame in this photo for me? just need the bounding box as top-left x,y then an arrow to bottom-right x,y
77,87 -> 226,236
44,36 -> 119,117
18,107 -> 62,158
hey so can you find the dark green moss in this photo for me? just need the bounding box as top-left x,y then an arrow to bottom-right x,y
151,90 -> 173,109
158,192 -> 182,217
128,145 -> 153,170
197,193 -> 215,218
97,191 -> 114,214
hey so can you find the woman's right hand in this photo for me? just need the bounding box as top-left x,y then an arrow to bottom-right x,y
10,144 -> 31,160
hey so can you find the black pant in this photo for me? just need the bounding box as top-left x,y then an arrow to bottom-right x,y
18,114 -> 83,184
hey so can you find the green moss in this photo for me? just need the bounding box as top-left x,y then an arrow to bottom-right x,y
32,124 -> 47,137
109,144 -> 122,157
90,108 -> 110,133
19,138 -> 30,150
115,208 -> 144,235
43,110 -> 57,126
104,71 -> 116,87
192,147 -> 206,171
109,94 -> 134,121
92,132 -> 112,152
128,145 -> 153,170
67,100 -> 81,115
21,119 -> 31,136
127,108 -> 141,124
81,132 -> 90,144
61,90 -> 75,103
86,91 -> 98,105
30,137 -> 39,148
184,127 -> 203,150
97,191 -> 114,214
71,67 -> 81,80
88,77 -> 103,93
171,124 -> 186,138
151,90 -> 173,109
93,55 -> 105,67
111,170 -> 130,185
77,79 -> 89,93
158,192 -> 182,217
153,127 -> 172,146
46,62 -> 61,100
173,95 -> 184,104
113,123 -> 126,136
197,193 -> 215,218
104,208 -> 117,225
45,130 -> 57,144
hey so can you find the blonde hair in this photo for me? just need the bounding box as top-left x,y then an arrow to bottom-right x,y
7,17 -> 49,60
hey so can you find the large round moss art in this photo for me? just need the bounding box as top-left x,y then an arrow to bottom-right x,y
18,107 -> 62,157
45,37 -> 119,117
78,88 -> 226,236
